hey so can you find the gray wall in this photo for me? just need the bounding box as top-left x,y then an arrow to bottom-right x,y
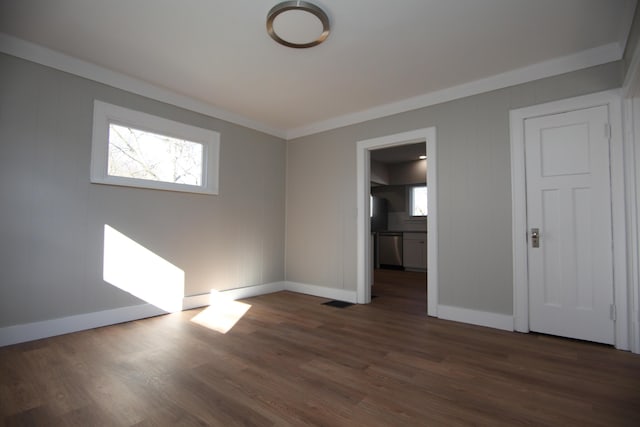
623,3 -> 640,78
0,50 -> 626,328
0,53 -> 286,328
285,62 -> 623,315
388,160 -> 427,185
370,160 -> 390,185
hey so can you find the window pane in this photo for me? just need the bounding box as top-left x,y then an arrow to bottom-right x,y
370,195 -> 373,218
412,186 -> 427,216
108,124 -> 203,185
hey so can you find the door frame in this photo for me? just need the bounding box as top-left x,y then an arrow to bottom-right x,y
622,36 -> 640,354
355,128 -> 437,314
509,89 -> 629,350
622,96 -> 640,354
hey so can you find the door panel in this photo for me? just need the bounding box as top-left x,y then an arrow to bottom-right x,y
525,105 -> 614,344
541,188 -> 561,307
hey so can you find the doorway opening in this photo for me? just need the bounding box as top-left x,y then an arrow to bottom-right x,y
356,128 -> 437,316
370,143 -> 427,312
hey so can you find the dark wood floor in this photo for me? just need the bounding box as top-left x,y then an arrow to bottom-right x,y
1,270 -> 639,426
371,268 -> 427,315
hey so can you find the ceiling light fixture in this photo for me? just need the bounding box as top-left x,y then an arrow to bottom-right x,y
419,155 -> 427,160
266,1 -> 330,48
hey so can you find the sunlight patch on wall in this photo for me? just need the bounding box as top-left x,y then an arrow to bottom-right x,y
190,290 -> 251,334
103,225 -> 184,313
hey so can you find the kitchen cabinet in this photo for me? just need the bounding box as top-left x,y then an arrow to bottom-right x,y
403,232 -> 427,270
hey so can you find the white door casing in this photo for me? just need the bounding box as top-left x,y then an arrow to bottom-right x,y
525,105 -> 614,344
622,38 -> 640,354
510,90 -> 628,350
356,128 -> 436,313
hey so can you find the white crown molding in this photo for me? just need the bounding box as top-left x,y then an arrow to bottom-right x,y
286,42 -> 623,140
0,33 -> 624,142
0,33 -> 288,140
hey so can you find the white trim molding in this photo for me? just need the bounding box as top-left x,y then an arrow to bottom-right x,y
91,100 -> 220,195
284,281 -> 357,303
223,282 -> 286,301
0,282 -> 286,347
0,33 -> 624,141
0,304 -> 167,348
355,128 -> 437,314
509,89 -> 629,351
622,97 -> 640,354
437,305 -> 514,332
0,281 -> 367,347
0,33 -> 287,139
287,43 -> 622,139
622,41 -> 640,353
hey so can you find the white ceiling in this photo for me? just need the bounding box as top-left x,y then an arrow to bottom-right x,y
371,143 -> 426,164
0,0 -> 636,139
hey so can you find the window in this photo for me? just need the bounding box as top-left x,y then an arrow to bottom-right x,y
370,195 -> 373,218
91,100 -> 219,194
410,185 -> 427,216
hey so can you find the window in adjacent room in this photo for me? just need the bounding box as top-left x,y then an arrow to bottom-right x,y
410,185 -> 427,216
90,100 -> 220,194
370,194 -> 373,217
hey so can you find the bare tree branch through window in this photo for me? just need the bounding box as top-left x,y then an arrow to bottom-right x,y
108,124 -> 203,185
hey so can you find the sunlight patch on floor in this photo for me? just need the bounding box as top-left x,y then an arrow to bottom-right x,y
190,290 -> 251,334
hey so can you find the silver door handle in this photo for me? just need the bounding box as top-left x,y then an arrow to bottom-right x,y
531,228 -> 540,248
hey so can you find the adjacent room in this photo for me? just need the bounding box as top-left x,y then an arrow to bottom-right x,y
1,1 -> 640,425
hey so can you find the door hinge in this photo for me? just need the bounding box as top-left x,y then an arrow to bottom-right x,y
610,304 -> 616,321
604,123 -> 611,139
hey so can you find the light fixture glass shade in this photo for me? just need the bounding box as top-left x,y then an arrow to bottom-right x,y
266,1 -> 330,48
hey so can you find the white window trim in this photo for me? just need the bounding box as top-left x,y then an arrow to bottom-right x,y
90,100 -> 220,195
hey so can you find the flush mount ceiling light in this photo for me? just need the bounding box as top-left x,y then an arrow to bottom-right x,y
266,1 -> 330,48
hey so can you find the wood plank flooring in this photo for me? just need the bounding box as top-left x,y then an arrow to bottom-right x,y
371,268 -> 427,315
1,270 -> 639,426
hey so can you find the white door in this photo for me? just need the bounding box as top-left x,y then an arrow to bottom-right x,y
524,105 -> 614,344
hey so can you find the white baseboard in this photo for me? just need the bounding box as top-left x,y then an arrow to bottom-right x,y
284,281 -> 357,303
3,282 -> 517,347
0,281 -> 286,347
182,293 -> 210,310
0,304 -> 167,348
221,282 -> 285,301
437,305 -> 514,332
